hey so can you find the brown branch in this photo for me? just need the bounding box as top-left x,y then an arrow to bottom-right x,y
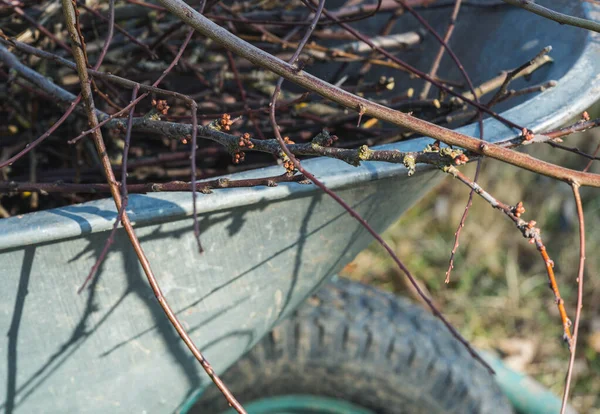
446,165 -> 573,343
561,183 -> 585,414
60,1 -> 246,412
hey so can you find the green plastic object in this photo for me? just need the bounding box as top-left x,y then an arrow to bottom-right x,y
481,352 -> 577,414
217,395 -> 375,414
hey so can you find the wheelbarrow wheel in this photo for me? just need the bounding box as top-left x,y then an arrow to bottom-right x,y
193,277 -> 513,414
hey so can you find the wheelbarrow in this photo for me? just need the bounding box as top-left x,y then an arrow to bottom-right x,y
1,1 -> 599,413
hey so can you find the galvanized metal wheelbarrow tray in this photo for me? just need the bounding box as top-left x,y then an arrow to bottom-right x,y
1,1 -> 599,413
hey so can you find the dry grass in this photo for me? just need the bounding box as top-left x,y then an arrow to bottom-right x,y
341,113 -> 600,413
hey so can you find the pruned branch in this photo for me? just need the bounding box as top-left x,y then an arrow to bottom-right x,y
147,0 -> 600,187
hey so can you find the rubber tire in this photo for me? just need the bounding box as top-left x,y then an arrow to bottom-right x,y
194,277 -> 513,414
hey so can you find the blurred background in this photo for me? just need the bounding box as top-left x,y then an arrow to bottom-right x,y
341,104 -> 600,413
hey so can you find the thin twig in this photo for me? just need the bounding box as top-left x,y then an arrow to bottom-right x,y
420,0 -> 462,99
446,165 -> 573,343
60,1 -> 246,411
561,183 -> 585,414
583,141 -> 600,173
0,173 -> 307,194
396,0 -> 485,284
486,46 -> 552,107
78,85 -> 140,293
502,0 -> 600,33
547,141 -> 600,162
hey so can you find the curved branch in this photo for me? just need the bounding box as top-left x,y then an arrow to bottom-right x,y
502,0 -> 600,33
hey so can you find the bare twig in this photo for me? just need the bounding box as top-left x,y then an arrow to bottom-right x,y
78,85 -> 139,293
502,0 -> 600,33
60,1 -> 245,411
583,141 -> 600,172
420,0 -> 462,99
0,173 -> 307,194
547,141 -> 600,162
486,46 -> 552,107
446,165 -> 573,343
561,183 -> 586,414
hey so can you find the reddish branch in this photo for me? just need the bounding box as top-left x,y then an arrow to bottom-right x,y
60,1 -> 246,412
446,165 -> 573,343
78,85 -> 140,294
